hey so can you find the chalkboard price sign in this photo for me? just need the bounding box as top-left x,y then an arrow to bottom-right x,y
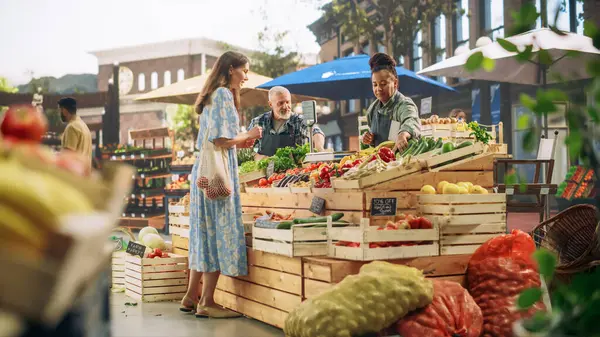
370,198 -> 397,216
126,241 -> 146,258
266,161 -> 275,177
310,196 -> 326,215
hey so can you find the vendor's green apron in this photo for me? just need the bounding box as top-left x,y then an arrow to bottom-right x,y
370,107 -> 393,147
257,123 -> 297,157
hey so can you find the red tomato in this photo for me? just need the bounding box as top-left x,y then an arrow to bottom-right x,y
348,242 -> 361,248
408,218 -> 421,229
420,217 -> 433,229
154,248 -> 163,255
148,253 -> 156,259
1,104 -> 48,143
268,175 -> 276,183
258,178 -> 268,186
369,243 -> 381,248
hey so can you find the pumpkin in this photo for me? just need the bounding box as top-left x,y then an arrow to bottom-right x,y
396,280 -> 483,337
467,230 -> 546,337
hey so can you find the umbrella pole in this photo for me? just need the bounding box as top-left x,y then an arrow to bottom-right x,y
542,65 -> 549,138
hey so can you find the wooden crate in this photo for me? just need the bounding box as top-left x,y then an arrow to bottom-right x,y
124,253 -> 189,302
111,251 -> 126,287
204,248 -> 303,329
332,160 -> 423,189
302,254 -> 471,299
327,218 -> 439,261
239,169 -> 266,184
253,222 -> 334,257
168,214 -> 189,238
417,194 -> 507,256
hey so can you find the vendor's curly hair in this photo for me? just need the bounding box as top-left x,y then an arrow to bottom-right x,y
369,53 -> 398,78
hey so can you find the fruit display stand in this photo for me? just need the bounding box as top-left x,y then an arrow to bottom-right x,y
252,222 -> 332,257
124,253 -> 189,302
114,127 -> 174,230
327,218 -> 439,261
417,194 -> 507,255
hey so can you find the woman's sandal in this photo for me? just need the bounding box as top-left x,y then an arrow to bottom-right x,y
194,305 -> 242,319
179,297 -> 197,313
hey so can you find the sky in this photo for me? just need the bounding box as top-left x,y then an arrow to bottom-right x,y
0,0 -> 328,86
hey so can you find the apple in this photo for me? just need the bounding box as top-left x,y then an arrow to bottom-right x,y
1,104 -> 48,143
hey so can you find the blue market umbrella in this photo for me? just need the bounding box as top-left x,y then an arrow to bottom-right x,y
257,54 -> 456,100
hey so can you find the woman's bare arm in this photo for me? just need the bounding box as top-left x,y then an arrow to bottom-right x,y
213,132 -> 251,149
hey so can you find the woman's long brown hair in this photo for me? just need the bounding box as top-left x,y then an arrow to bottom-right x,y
194,51 -> 249,115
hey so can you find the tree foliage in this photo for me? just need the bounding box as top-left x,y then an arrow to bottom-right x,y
251,28 -> 301,78
168,104 -> 197,150
323,0 -> 378,55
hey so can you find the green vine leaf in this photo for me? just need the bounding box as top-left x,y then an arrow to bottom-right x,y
517,114 -> 531,130
465,51 -> 484,72
482,57 -> 496,71
584,21 -> 600,50
517,287 -> 543,310
497,38 -> 518,52
516,45 -> 534,62
533,249 -> 557,279
520,93 -> 536,111
538,49 -> 554,66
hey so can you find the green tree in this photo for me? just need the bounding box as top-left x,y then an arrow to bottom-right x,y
323,0 -> 379,56
388,0 -> 449,68
168,104 -> 198,150
0,77 -> 18,117
251,28 -> 301,78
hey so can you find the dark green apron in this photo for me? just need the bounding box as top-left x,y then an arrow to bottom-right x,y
257,118 -> 297,157
370,107 -> 393,147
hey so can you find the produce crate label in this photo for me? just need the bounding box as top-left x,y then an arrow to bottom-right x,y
540,187 -> 549,195
370,198 -> 397,216
267,161 -> 275,177
506,187 -> 514,195
310,196 -> 326,215
126,241 -> 146,258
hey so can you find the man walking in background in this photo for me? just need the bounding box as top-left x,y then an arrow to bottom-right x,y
58,97 -> 92,169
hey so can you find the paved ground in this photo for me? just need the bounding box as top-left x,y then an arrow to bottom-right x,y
111,292 -> 284,337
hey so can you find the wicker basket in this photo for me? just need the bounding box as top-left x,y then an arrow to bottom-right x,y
531,204 -> 600,270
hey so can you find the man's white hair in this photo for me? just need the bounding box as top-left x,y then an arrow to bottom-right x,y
268,86 -> 291,101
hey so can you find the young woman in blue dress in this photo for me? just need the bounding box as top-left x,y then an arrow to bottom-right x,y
179,51 -> 262,318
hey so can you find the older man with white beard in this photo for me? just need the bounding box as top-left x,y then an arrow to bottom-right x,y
248,86 -> 325,160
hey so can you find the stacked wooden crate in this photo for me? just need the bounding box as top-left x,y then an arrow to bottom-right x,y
111,251 -> 126,287
210,248 -> 303,329
124,253 -> 189,302
418,194 -> 507,255
302,254 -> 471,299
169,203 -> 190,256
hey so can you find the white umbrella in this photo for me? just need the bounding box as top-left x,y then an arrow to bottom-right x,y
418,28 -> 600,85
135,71 -> 326,109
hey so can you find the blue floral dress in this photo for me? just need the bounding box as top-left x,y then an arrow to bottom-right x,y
188,87 -> 248,277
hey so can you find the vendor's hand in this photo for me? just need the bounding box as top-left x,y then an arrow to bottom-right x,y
393,131 -> 411,152
362,132 -> 374,145
240,139 -> 255,149
247,126 -> 263,140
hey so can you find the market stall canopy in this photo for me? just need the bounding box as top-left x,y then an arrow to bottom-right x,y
417,28 -> 600,85
135,71 -> 326,108
257,54 -> 456,101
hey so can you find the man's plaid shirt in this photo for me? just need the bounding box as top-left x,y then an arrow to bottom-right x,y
248,111 -> 324,152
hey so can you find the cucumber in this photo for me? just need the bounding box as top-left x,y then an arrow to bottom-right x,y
404,138 -> 424,157
412,140 -> 427,155
456,141 -> 473,149
276,221 -> 294,230
426,138 -> 435,151
293,212 -> 344,224
401,140 -> 418,157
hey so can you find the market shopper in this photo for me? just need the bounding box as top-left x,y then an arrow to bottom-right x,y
362,53 -> 421,151
248,86 -> 325,160
58,97 -> 93,169
180,51 -> 263,318
449,108 -> 467,121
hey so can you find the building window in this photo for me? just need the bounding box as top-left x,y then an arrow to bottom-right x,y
348,99 -> 359,114
432,15 -> 447,82
482,0 -> 504,40
164,71 -> 171,86
177,69 -> 185,82
138,73 -> 145,91
535,0 -> 584,33
151,72 -> 158,89
412,28 -> 423,72
453,0 -> 470,50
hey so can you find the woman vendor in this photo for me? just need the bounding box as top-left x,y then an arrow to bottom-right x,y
362,53 -> 421,151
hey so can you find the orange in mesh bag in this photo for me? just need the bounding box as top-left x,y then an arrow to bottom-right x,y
196,132 -> 232,200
